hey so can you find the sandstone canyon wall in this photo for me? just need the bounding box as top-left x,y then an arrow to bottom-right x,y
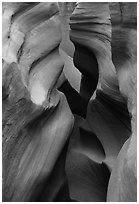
2,2 -> 137,202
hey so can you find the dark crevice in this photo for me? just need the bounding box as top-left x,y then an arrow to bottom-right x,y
72,42 -> 99,103
59,80 -> 87,118
17,36 -> 26,63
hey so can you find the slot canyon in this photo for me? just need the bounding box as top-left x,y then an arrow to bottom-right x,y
2,2 -> 137,202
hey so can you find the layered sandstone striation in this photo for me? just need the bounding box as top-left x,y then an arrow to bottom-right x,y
2,2 -> 74,201
66,2 -> 136,202
107,2 -> 137,201
3,2 -> 65,107
2,2 -> 137,202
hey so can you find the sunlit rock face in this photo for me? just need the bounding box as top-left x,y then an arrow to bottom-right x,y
3,2 -> 64,108
2,2 -> 74,201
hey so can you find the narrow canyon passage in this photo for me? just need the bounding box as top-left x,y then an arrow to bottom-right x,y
2,2 -> 137,202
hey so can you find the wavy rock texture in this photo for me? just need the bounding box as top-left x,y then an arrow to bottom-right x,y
107,2 -> 137,201
70,2 -> 124,102
3,2 -> 65,108
66,2 -> 136,202
2,2 -> 137,202
2,2 -> 74,201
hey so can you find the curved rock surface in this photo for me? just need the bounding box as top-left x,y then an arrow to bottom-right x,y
70,2 -> 124,102
3,2 -> 64,108
107,2 -> 137,201
2,3 -> 74,201
66,2 -> 136,202
2,2 -> 137,202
